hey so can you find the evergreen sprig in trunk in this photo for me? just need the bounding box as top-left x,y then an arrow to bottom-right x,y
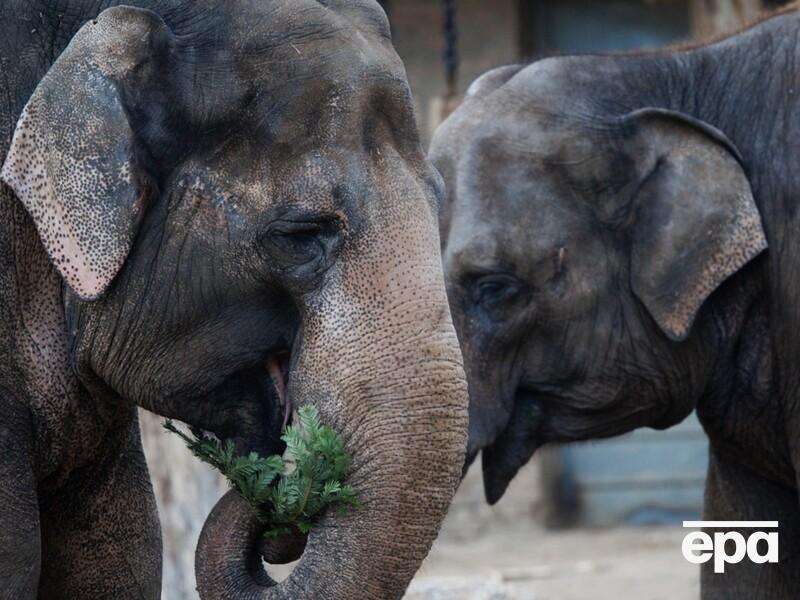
165,406 -> 358,539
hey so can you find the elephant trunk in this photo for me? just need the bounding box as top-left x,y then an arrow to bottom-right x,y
195,491 -> 287,597
196,315 -> 469,599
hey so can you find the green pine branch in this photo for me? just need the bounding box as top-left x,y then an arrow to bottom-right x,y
164,406 -> 359,539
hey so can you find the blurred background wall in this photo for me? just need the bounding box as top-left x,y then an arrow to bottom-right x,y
140,1 -> 792,598
382,0 -> 785,142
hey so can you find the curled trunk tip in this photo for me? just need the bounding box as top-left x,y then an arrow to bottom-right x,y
196,489 -> 303,599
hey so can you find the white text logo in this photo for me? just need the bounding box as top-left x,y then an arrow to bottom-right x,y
681,521 -> 779,573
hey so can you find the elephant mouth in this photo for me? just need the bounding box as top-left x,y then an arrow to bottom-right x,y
479,388 -> 545,505
187,349 -> 294,460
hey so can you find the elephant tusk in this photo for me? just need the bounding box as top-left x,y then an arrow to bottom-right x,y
266,353 -> 292,429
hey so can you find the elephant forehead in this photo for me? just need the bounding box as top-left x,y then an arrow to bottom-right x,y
444,125 -> 605,275
229,0 -> 391,41
459,135 -> 573,225
434,54 -> 619,189
227,0 -> 401,92
158,1 -> 406,146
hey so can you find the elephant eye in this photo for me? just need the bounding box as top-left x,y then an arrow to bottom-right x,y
271,223 -> 324,261
260,216 -> 342,272
470,273 -> 526,319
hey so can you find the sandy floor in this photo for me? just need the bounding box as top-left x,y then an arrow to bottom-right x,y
411,523 -> 699,600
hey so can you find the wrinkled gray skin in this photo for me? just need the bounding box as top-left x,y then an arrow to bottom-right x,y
0,1 -> 468,598
432,7 -> 800,599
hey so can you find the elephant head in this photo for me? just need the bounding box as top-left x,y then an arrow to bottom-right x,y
2,2 -> 467,598
430,58 -> 766,504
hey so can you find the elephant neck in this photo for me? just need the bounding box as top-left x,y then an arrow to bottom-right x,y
694,258 -> 792,486
0,2 -> 107,142
0,189 -> 126,488
0,1 -> 179,140
663,13 -> 800,215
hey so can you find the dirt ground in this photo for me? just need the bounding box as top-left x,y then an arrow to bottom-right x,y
409,523 -> 698,600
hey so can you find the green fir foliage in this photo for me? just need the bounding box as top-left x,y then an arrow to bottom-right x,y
164,406 -> 359,538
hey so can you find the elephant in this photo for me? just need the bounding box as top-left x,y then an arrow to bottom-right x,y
0,1 -> 468,598
431,5 -> 800,599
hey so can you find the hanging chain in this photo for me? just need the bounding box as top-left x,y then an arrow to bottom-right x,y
442,0 -> 458,99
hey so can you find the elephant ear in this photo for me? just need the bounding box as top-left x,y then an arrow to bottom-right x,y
623,108 -> 767,341
1,7 -> 170,300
